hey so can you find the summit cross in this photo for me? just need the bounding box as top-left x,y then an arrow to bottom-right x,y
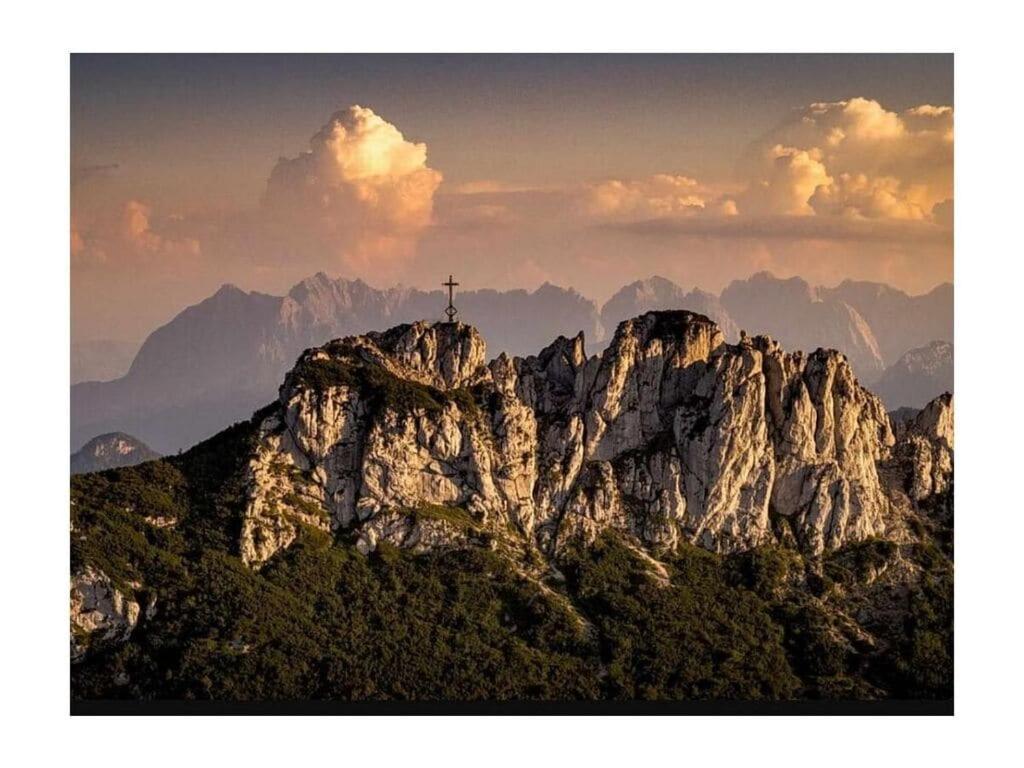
443,274 -> 459,323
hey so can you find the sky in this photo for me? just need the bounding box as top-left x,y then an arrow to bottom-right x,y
71,54 -> 953,345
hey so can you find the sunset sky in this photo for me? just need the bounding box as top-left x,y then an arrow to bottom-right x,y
71,54 -> 953,345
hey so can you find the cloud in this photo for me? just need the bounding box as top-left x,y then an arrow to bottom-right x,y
738,97 -> 953,221
561,97 -> 952,237
583,175 -> 707,219
71,97 -> 954,346
932,198 -> 954,228
262,105 -> 442,274
71,200 -> 201,267
739,145 -> 832,216
605,212 -> 952,244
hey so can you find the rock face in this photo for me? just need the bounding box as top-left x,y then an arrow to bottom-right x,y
893,393 -> 954,503
874,341 -> 953,409
70,432 -> 161,475
242,311 -> 907,567
70,567 -> 140,662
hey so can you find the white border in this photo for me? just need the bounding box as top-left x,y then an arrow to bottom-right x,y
3,1 -> 1022,764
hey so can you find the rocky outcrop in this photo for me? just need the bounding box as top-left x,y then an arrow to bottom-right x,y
600,276 -> 740,343
70,432 -> 160,475
241,311 -> 914,566
241,322 -> 491,565
70,567 -> 140,662
893,393 -> 953,503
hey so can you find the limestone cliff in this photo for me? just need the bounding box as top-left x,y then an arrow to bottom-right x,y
240,312 -> 935,567
70,567 -> 141,662
892,393 -> 954,503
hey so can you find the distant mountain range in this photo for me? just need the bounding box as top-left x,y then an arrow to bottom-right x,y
600,277 -> 741,343
874,341 -> 954,410
819,280 -> 954,368
70,432 -> 160,475
71,271 -> 952,455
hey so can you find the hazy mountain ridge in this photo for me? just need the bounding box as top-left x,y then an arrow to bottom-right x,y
874,341 -> 954,409
601,277 -> 740,342
820,280 -> 953,367
720,272 -> 885,381
71,312 -> 953,701
71,271 -> 952,456
71,276 -> 602,454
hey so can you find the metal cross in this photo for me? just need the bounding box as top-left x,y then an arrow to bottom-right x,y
443,274 -> 459,323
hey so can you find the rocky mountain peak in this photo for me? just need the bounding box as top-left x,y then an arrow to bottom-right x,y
890,393 -> 953,504
601,279 -> 740,344
365,321 -> 489,390
234,309 -> 921,567
71,432 -> 161,475
911,392 -> 953,450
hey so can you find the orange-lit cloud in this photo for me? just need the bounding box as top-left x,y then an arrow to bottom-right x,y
738,98 -> 953,221
583,175 -> 707,219
71,199 -> 201,268
738,145 -> 833,216
566,98 -> 953,228
262,105 -> 442,275
71,97 -> 954,348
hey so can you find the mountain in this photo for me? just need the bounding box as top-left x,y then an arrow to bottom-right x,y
71,271 -> 952,457
71,275 -> 601,454
820,280 -> 953,366
70,432 -> 160,475
874,341 -> 954,409
71,284 -> 286,456
71,313 -> 952,702
720,272 -> 885,382
600,276 -> 740,342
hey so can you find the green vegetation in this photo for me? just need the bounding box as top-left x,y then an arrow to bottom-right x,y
409,503 -> 479,529
70,409 -> 952,703
562,537 -> 801,700
73,527 -> 601,701
281,492 -> 329,521
728,544 -> 803,599
289,352 -> 484,421
824,537 -> 897,585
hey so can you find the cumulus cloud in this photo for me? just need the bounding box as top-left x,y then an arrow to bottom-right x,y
584,175 -> 706,219
262,105 -> 442,274
738,97 -> 953,221
71,200 -> 201,267
569,98 -> 953,233
739,145 -> 832,216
